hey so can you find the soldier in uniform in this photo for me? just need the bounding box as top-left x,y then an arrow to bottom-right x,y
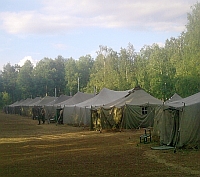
38,107 -> 45,125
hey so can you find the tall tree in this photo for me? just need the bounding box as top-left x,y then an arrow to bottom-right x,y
77,55 -> 94,92
135,45 -> 152,92
53,56 -> 66,96
175,2 -> 200,97
31,57 -> 66,97
87,46 -> 121,92
118,43 -> 137,90
65,58 -> 78,95
2,63 -> 19,102
16,60 -> 34,99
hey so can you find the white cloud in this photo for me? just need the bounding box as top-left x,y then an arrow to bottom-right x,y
0,0 -> 197,35
18,56 -> 38,67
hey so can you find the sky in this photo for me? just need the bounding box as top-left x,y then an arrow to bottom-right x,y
0,0 -> 198,70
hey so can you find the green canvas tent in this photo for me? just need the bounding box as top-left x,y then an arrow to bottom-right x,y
63,88 -> 129,126
6,99 -> 24,114
91,86 -> 162,131
153,92 -> 200,148
44,95 -> 72,121
165,93 -> 182,103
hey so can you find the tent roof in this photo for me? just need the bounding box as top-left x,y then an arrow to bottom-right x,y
165,91 -> 200,108
8,98 -> 31,107
9,99 -> 24,107
46,95 -> 72,105
75,88 -> 130,108
29,96 -> 57,106
17,98 -> 33,106
26,97 -> 41,106
55,92 -> 94,106
54,95 -> 72,104
165,93 -> 182,103
103,87 -> 162,108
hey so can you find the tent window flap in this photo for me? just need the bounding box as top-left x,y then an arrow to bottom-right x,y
142,106 -> 148,115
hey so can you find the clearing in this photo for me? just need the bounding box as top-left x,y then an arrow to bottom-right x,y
0,112 -> 200,177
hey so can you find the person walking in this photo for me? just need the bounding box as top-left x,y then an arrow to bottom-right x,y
57,109 -> 63,125
41,107 -> 45,124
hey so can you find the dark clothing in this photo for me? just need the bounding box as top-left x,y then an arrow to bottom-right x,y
38,108 -> 45,125
32,107 -> 39,120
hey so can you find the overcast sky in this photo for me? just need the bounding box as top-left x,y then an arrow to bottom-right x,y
0,0 -> 198,70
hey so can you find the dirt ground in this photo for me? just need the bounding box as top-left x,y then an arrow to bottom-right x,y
0,112 -> 200,177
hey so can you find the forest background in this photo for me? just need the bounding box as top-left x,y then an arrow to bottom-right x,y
0,3 -> 200,108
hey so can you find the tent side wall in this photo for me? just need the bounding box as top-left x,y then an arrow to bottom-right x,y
91,106 -> 123,131
92,104 -> 159,130
79,107 -> 91,126
63,106 -> 76,125
69,106 -> 91,127
154,107 -> 179,146
154,103 -> 200,148
122,104 -> 156,129
178,103 -> 200,148
21,106 -> 32,117
44,105 -> 58,121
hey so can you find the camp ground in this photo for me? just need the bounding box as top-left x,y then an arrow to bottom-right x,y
153,91 -> 200,149
91,86 -> 163,131
1,111 -> 200,177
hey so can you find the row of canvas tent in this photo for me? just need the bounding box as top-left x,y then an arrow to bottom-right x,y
4,92 -> 94,119
91,89 -> 200,149
5,86 -> 163,130
4,86 -> 200,148
5,87 -> 162,129
46,87 -> 163,127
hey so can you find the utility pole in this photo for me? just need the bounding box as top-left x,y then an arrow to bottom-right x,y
46,85 -> 47,96
78,77 -> 80,92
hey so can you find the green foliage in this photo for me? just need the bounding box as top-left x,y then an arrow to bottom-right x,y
65,58 -> 78,95
2,63 -> 19,102
33,56 -> 66,97
77,55 -> 94,92
16,60 -> 33,99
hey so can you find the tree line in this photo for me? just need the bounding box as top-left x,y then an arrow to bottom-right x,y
0,2 -> 200,108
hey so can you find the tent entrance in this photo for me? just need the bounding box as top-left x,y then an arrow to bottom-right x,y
168,109 -> 180,147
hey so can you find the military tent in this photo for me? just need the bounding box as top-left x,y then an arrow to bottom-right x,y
27,96 -> 57,120
92,86 -> 163,131
33,96 -> 57,106
153,91 -> 200,148
165,93 -> 182,103
45,92 -> 94,123
7,98 -> 33,115
16,98 -> 34,116
56,92 -> 94,107
63,88 -> 129,126
6,99 -> 24,114
22,97 -> 42,117
46,95 -> 72,106
44,95 -> 72,121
